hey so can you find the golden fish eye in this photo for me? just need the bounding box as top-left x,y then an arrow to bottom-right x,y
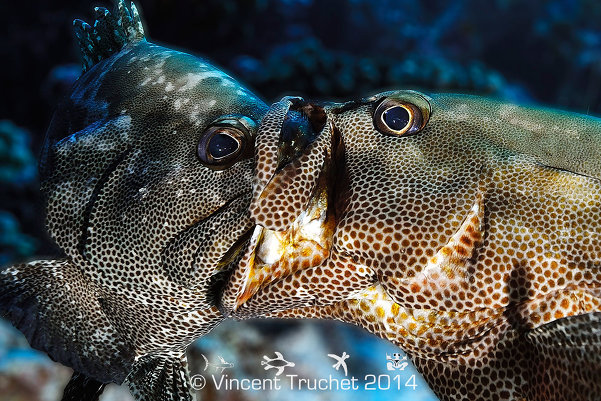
197,116 -> 256,170
373,93 -> 431,136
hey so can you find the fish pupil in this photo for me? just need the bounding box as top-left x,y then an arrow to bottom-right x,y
383,106 -> 410,131
209,131 -> 239,159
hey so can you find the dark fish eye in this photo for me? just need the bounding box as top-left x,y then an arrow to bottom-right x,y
372,94 -> 430,137
198,116 -> 256,169
382,106 -> 410,131
208,131 -> 240,159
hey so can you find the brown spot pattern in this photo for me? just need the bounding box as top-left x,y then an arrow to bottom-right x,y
232,91 -> 601,400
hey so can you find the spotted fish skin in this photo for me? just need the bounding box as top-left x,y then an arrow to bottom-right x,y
1,2 -> 266,401
225,91 -> 601,400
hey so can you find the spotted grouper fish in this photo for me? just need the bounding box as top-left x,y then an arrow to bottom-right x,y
222,91 -> 601,400
0,2 -> 266,400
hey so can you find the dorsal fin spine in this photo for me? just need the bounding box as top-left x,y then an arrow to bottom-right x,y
73,1 -> 146,73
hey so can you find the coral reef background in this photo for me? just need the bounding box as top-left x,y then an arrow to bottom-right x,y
0,0 -> 599,400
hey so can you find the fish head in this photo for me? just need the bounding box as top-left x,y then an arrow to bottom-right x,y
1,1 -> 273,392
223,89 -> 601,318
41,38 -> 267,322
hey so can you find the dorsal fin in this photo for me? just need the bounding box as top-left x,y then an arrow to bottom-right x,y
73,0 -> 146,72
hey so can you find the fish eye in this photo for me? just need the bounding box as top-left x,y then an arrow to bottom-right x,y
205,128 -> 242,159
372,92 -> 431,137
197,116 -> 256,169
382,105 -> 411,131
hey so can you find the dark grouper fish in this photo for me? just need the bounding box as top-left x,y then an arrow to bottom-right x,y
223,92 -> 601,400
0,2 -> 266,401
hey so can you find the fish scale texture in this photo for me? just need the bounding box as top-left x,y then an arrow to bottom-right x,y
232,91 -> 601,400
1,2 -> 268,399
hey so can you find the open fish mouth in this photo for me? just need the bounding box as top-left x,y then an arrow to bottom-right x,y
232,177 -> 335,308
219,97 -> 341,313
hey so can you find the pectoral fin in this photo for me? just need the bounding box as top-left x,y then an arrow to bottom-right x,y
412,312 -> 601,401
279,301 -> 601,400
0,259 -> 131,383
127,353 -> 195,401
523,312 -> 601,398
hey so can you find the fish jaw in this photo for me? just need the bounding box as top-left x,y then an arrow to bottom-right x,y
220,99 -> 338,312
222,167 -> 337,311
250,98 -> 329,231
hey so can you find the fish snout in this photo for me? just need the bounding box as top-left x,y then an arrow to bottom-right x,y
250,96 -> 330,230
219,98 -> 340,314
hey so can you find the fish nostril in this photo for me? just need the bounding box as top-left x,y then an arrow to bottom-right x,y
299,103 -> 327,134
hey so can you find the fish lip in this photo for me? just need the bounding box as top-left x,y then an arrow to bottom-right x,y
219,114 -> 345,316
207,226 -> 255,315
155,189 -> 254,306
274,99 -> 328,172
